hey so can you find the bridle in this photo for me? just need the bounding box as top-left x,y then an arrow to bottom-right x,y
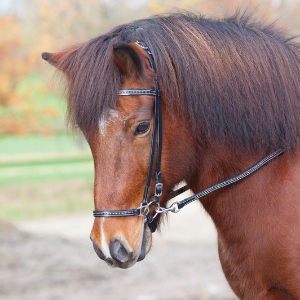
93,41 -> 163,232
93,41 -> 284,233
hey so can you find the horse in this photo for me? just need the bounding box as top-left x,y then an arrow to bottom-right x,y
42,11 -> 300,299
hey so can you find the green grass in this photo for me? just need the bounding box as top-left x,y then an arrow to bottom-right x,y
0,178 -> 94,220
0,133 -> 93,185
0,158 -> 94,185
0,133 -> 89,159
0,133 -> 95,220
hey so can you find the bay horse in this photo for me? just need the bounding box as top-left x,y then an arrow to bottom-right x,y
42,12 -> 300,299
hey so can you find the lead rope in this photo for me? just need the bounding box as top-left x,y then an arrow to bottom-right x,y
155,148 -> 284,215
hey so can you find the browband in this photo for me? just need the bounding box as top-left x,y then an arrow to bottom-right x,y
118,89 -> 159,96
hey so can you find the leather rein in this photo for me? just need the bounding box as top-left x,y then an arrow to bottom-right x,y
93,41 -> 284,233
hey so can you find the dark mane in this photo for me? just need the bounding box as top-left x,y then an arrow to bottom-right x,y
58,11 -> 300,153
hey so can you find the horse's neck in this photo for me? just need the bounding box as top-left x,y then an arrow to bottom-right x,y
189,144 -> 300,237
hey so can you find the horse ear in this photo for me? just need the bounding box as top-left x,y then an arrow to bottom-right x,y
113,43 -> 144,78
41,47 -> 77,69
41,52 -> 58,66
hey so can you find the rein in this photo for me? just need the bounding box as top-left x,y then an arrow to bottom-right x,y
93,41 -> 284,233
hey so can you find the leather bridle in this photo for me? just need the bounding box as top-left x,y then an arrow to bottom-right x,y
93,41 -> 284,233
93,41 -> 163,232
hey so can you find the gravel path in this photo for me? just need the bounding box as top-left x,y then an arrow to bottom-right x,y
0,199 -> 237,300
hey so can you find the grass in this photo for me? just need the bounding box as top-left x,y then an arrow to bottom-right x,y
0,133 -> 95,220
0,159 -> 94,185
0,179 -> 94,220
0,133 -> 89,160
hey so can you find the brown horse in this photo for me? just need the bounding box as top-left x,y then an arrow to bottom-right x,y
42,12 -> 300,300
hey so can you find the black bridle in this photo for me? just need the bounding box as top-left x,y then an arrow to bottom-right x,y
93,41 -> 284,233
93,41 -> 163,232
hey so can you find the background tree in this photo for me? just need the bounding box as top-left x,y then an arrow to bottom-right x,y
1,0 -> 300,136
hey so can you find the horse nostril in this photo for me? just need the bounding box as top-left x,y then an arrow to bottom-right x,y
109,239 -> 133,264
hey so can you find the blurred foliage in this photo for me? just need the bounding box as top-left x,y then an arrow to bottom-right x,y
1,0 -> 300,136
0,12 -> 62,135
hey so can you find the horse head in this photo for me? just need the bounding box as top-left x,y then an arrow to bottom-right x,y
42,42 -> 198,268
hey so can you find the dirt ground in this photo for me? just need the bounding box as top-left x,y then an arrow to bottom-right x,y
0,200 -> 237,300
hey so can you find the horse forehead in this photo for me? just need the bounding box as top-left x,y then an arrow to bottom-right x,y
98,99 -> 153,136
99,109 -> 120,136
98,102 -> 139,136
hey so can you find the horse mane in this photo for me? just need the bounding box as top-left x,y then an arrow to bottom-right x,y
57,11 -> 300,153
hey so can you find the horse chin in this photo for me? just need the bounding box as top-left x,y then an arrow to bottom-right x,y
105,255 -> 139,269
92,222 -> 152,269
137,222 -> 152,262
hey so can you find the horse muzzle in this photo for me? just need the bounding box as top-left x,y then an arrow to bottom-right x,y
91,222 -> 151,269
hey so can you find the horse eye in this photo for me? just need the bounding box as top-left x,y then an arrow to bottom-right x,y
134,122 -> 150,136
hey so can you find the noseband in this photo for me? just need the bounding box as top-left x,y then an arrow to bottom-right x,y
93,41 -> 284,233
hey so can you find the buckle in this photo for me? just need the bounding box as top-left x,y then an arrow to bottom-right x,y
155,183 -> 163,197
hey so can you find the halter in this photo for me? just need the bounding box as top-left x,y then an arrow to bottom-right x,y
93,41 -> 284,233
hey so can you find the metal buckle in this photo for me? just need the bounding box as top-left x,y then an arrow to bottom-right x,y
154,202 -> 181,214
169,202 -> 180,213
138,204 -> 149,216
